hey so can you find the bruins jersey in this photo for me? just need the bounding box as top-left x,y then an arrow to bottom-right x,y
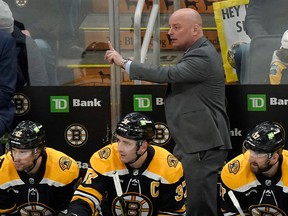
0,147 -> 79,215
269,50 -> 288,84
69,143 -> 186,216
220,150 -> 288,216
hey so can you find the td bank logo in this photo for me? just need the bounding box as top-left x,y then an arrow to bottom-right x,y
247,94 -> 266,111
134,94 -> 152,111
50,96 -> 69,113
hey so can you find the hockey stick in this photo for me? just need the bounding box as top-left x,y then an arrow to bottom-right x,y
112,171 -> 127,216
228,190 -> 245,216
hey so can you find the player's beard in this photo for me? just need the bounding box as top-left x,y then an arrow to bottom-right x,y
250,160 -> 273,174
13,154 -> 39,173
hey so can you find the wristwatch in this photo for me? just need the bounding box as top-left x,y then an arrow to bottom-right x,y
121,58 -> 129,69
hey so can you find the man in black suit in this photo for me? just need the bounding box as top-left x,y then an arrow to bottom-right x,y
105,8 -> 232,216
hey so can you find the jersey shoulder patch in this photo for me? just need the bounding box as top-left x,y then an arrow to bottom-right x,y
90,143 -> 126,175
227,159 -> 240,174
147,146 -> 184,183
44,148 -> 79,184
221,154 -> 257,190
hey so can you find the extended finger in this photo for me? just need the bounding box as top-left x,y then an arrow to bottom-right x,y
104,50 -> 109,60
108,41 -> 115,51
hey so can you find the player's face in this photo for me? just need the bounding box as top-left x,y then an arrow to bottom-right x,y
245,150 -> 273,174
116,135 -> 139,164
11,148 -> 36,171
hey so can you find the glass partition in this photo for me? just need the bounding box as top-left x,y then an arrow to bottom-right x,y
5,0 -> 224,86
7,0 -> 286,86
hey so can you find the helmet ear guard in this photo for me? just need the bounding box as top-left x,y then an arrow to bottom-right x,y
243,121 -> 285,154
115,112 -> 155,142
7,120 -> 46,150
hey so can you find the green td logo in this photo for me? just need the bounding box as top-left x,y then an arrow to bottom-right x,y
50,96 -> 69,113
247,94 -> 266,111
133,94 -> 152,111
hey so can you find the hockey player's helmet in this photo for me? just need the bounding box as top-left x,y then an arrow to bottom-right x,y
7,120 -> 46,150
115,112 -> 155,142
243,121 -> 285,153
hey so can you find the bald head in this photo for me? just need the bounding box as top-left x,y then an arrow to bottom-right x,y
172,8 -> 203,26
168,8 -> 204,50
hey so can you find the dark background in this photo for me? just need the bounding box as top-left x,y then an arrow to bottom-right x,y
13,85 -> 288,168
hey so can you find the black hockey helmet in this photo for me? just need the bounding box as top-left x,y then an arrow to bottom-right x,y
7,120 -> 46,150
115,112 -> 155,142
243,121 -> 285,153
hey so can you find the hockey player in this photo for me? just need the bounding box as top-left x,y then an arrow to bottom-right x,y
66,112 -> 186,216
0,120 -> 80,215
220,121 -> 288,215
269,30 -> 288,84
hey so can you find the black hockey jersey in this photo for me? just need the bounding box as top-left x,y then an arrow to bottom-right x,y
68,143 -> 186,216
220,150 -> 288,215
0,147 -> 79,215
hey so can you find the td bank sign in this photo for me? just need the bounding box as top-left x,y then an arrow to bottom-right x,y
50,96 -> 102,113
133,95 -> 153,111
133,94 -> 165,111
247,94 -> 266,111
247,94 -> 288,111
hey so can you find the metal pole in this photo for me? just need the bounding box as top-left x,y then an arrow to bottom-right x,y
174,0 -> 180,10
109,0 -> 121,133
